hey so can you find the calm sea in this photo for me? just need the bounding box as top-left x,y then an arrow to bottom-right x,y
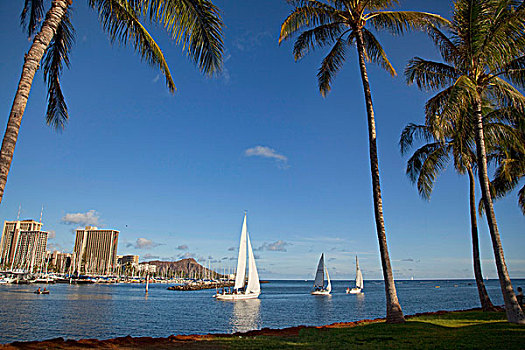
1,279 -> 523,343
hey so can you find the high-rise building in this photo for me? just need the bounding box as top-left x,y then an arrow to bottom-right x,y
118,255 -> 139,265
74,226 -> 119,275
0,220 -> 48,271
47,251 -> 75,273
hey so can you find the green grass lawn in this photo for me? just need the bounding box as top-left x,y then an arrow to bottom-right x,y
218,311 -> 524,349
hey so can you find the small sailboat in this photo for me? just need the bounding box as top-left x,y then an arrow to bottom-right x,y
215,213 -> 260,300
346,256 -> 363,294
311,253 -> 331,295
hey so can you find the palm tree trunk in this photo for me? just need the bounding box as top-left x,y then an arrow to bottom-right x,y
355,29 -> 404,324
473,96 -> 525,323
467,166 -> 496,311
0,0 -> 69,205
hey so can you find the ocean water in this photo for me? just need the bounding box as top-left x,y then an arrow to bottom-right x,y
0,279 -> 523,343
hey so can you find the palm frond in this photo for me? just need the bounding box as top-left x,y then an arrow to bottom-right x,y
406,142 -> 450,200
365,0 -> 401,11
20,0 -> 46,37
480,1 -> 525,72
367,11 -> 449,35
43,10 -> 75,130
425,86 -> 453,123
405,57 -> 458,91
399,123 -> 433,155
497,55 -> 525,89
279,1 -> 340,44
425,23 -> 460,65
453,0 -> 491,62
90,0 -> 176,92
129,0 -> 224,76
486,76 -> 525,112
438,75 -> 476,124
317,34 -> 349,97
293,23 -> 345,60
361,27 -> 395,76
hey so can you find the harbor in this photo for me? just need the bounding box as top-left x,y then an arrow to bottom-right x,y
0,279 -> 522,344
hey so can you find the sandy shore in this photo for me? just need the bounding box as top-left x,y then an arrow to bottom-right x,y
0,307 -> 501,349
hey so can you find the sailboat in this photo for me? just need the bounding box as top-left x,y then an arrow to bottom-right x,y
311,253 -> 331,295
215,213 -> 260,300
346,255 -> 363,294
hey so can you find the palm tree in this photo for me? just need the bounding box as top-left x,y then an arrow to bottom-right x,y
279,0 -> 447,323
405,0 -> 525,323
398,104 -> 517,311
0,0 -> 224,205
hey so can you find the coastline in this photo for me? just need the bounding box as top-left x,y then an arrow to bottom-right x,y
0,307 -> 508,349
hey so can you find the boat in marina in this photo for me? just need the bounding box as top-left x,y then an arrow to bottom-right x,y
214,213 -> 260,300
311,253 -> 331,295
346,255 -> 363,294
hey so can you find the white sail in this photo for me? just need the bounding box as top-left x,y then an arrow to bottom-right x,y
356,268 -> 363,289
245,234 -> 260,294
356,256 -> 363,289
325,265 -> 331,293
313,254 -> 325,288
234,214 -> 248,290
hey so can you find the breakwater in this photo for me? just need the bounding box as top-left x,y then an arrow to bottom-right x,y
167,281 -> 235,291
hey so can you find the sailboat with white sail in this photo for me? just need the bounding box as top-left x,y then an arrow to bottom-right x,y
346,255 -> 363,294
311,253 -> 331,295
214,213 -> 260,300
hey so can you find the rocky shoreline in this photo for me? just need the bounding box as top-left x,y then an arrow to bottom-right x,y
167,281 -> 235,291
0,307 -> 501,349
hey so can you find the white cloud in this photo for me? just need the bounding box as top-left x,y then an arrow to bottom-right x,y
177,244 -> 189,250
129,238 -> 160,249
47,230 -> 56,240
142,253 -> 160,260
62,210 -> 100,226
256,240 -> 290,252
244,146 -> 288,166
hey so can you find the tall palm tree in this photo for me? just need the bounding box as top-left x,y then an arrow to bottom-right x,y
405,0 -> 525,323
0,0 -> 224,205
398,104 -> 518,311
279,0 -> 447,323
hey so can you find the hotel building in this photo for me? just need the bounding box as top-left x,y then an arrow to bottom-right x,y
74,226 -> 119,275
0,220 -> 48,271
118,255 -> 139,266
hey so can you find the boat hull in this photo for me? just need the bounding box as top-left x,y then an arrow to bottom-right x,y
215,292 -> 260,300
347,288 -> 362,294
311,290 -> 331,295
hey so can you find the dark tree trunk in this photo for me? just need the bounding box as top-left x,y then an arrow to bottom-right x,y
355,29 -> 404,323
0,0 -> 69,205
467,167 -> 496,311
473,96 -> 525,323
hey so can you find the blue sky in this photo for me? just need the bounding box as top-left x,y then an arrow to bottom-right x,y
0,1 -> 523,280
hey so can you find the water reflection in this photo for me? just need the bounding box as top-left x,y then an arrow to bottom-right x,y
354,293 -> 365,319
229,299 -> 261,333
312,294 -> 333,320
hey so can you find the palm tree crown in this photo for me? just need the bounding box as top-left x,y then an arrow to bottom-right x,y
279,0 -> 447,95
404,0 -> 525,323
20,0 -> 224,129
